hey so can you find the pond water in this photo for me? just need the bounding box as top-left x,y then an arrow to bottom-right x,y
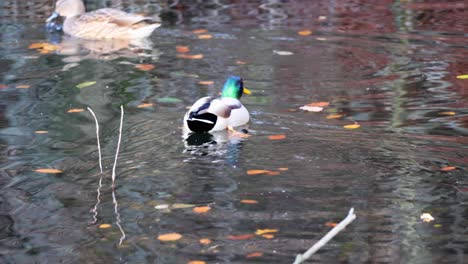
1,0 -> 468,263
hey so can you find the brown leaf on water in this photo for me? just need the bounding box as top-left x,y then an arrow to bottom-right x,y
16,84 -> 31,89
236,60 -> 247,65
67,108 -> 85,113
198,80 -> 214,85
438,111 -> 456,116
246,169 -> 271,175
188,261 -> 206,264
198,34 -> 213,40
227,234 -> 254,240
157,233 -> 182,241
326,114 -> 343,119
137,103 -> 154,108
35,168 -> 63,174
255,229 -> 278,235
193,206 -> 211,214
99,224 -> 112,229
35,130 -> 48,134
440,166 -> 456,171
177,54 -> 204,60
343,123 -> 360,129
246,252 -> 263,258
135,64 -> 155,71
176,45 -> 190,53
199,238 -> 212,245
268,134 -> 286,140
192,29 -> 208,34
240,199 -> 258,204
325,222 -> 338,227
298,30 -> 313,36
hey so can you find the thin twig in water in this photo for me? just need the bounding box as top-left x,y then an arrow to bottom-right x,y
90,174 -> 103,224
293,208 -> 356,264
87,107 -> 103,173
88,107 -> 104,224
112,105 -> 124,187
112,188 -> 126,245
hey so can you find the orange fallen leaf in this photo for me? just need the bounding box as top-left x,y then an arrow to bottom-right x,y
188,261 -> 206,264
326,114 -> 343,119
35,130 -> 48,134
325,222 -> 338,227
236,60 -> 247,65
255,229 -> 278,235
135,64 -> 155,71
198,34 -> 213,39
266,171 -> 280,176
440,166 -> 456,171
192,29 -> 208,34
176,45 -> 190,53
137,103 -> 154,108
438,111 -> 456,116
247,169 -> 271,175
300,105 -> 323,112
343,123 -> 360,129
298,30 -> 313,36
199,238 -> 212,245
227,234 -> 254,240
278,167 -> 289,171
99,224 -> 112,229
177,54 -> 204,60
28,42 -> 46,49
307,101 -> 329,107
16,84 -> 31,89
198,80 -> 214,85
261,234 -> 275,239
67,108 -> 85,113
193,206 -> 211,214
246,252 -> 263,258
240,199 -> 258,204
268,134 -> 286,140
158,233 -> 182,241
35,168 -> 63,174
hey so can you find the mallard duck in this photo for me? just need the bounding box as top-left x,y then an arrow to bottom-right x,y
46,0 -> 160,40
184,76 -> 251,133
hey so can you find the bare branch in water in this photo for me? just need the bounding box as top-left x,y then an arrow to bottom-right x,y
87,107 -> 103,173
112,188 -> 126,245
293,208 -> 356,264
88,107 -> 104,224
112,105 -> 124,187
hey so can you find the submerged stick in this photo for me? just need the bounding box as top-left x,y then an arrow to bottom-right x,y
112,188 -> 126,245
112,105 -> 124,187
293,208 -> 356,264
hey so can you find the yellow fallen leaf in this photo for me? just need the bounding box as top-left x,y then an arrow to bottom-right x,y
343,123 -> 360,129
176,45 -> 190,53
199,238 -> 212,245
193,206 -> 211,214
41,43 -> 58,51
438,111 -> 455,116
137,103 -> 154,108
158,233 -> 182,241
433,224 -> 442,228
99,224 -> 112,229
326,114 -> 343,119
456,74 -> 468,79
240,199 -> 258,204
67,108 -> 85,113
420,213 -> 434,222
35,168 -> 63,174
171,203 -> 196,209
261,234 -> 274,239
16,84 -> 31,89
35,130 -> 48,134
298,30 -> 313,36
198,34 -> 213,39
255,229 -> 278,235
198,80 -> 214,85
28,42 -> 46,49
76,81 -> 96,89
268,134 -> 286,140
188,261 -> 206,264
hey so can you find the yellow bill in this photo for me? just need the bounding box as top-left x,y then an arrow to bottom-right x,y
243,87 -> 252,95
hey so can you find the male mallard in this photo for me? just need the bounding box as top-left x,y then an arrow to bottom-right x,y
46,0 -> 160,40
184,76 -> 251,133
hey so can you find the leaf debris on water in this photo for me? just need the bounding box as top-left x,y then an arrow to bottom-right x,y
76,81 -> 96,89
420,213 -> 434,222
35,168 -> 63,174
157,233 -> 182,241
273,50 -> 294,56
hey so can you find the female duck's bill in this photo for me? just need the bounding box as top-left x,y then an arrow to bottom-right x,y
184,76 -> 251,133
46,0 -> 160,40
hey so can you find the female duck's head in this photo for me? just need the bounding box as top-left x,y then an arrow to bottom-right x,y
221,76 -> 251,99
47,0 -> 85,25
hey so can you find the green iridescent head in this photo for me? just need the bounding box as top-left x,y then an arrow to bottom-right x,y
221,76 -> 251,99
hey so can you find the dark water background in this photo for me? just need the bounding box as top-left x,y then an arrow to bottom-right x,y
0,0 -> 468,263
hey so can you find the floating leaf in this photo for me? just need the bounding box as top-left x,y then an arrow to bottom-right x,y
433,224 -> 442,228
188,261 -> 206,264
236,60 -> 247,65
266,171 -> 280,176
438,111 -> 456,116
176,45 -> 190,53
316,37 -> 327,41
158,233 -> 182,241
137,103 -> 154,108
16,84 -> 31,89
300,105 -> 323,112
307,101 -> 330,107
343,123 -> 360,129
172,203 -> 196,209
67,108 -> 85,113
227,234 -> 254,240
420,213 -> 434,223
192,29 -> 208,34
193,206 -> 211,214
198,80 -> 214,85
325,222 -> 338,227
76,81 -> 96,89
246,252 -> 263,258
241,199 -> 258,204
0,84 -> 7,89
99,224 -> 112,229
268,134 -> 286,140
255,229 -> 278,235
318,15 -> 327,21
456,74 -> 468,79
199,238 -> 212,245
298,30 -> 313,36
246,169 -> 271,175
177,54 -> 204,59
28,42 -> 46,49
440,166 -> 456,171
262,234 -> 274,239
273,50 -> 294,56
157,97 -> 183,103
326,114 -> 343,119
135,64 -> 155,71
154,204 -> 170,210
35,168 -> 63,174
198,34 -> 213,39
35,130 -> 48,134
278,167 -> 289,171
